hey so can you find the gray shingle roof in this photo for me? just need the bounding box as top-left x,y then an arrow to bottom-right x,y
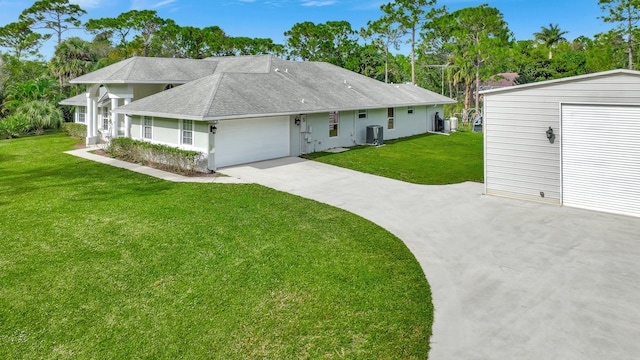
113,55 -> 455,121
59,93 -> 86,106
70,57 -> 219,84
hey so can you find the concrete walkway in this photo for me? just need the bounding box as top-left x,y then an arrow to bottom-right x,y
220,157 -> 640,360
66,150 -> 640,359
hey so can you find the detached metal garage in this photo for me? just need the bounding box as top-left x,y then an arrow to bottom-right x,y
481,69 -> 640,218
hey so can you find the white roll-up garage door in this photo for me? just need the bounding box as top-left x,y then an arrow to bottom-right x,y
215,116 -> 290,168
562,104 -> 640,217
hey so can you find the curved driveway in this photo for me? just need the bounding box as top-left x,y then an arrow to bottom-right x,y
222,157 -> 640,360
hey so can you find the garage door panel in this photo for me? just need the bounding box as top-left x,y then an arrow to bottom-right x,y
216,116 -> 290,168
562,104 -> 640,217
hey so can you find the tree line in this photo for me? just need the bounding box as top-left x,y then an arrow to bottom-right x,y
0,0 -> 638,137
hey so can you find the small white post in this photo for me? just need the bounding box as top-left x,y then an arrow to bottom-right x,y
111,98 -> 119,139
85,93 -> 95,145
124,98 -> 131,138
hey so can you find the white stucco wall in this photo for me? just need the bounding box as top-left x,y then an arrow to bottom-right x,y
130,116 -> 207,152
301,105 -> 444,154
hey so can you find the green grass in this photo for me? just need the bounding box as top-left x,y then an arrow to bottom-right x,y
304,131 -> 484,185
0,132 -> 433,359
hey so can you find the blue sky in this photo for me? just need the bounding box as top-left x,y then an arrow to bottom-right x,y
0,0 -> 608,59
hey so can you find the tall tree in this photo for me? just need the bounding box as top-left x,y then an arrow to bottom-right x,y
284,20 -> 360,69
151,22 -> 228,58
381,0 -> 441,85
86,10 -> 165,58
599,0 -> 640,69
49,37 -> 95,91
533,23 -> 569,59
0,21 -> 46,60
434,5 -> 511,115
362,15 -> 402,83
19,0 -> 86,46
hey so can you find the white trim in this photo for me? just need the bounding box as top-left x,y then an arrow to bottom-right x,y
112,103 -> 455,122
76,107 -> 86,123
181,119 -> 194,145
329,111 -> 339,138
142,116 -> 153,140
483,101 -> 488,195
480,69 -> 640,95
387,107 -> 395,131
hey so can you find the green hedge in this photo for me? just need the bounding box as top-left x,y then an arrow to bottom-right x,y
107,137 -> 208,174
62,122 -> 87,138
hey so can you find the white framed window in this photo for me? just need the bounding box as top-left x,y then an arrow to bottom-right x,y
143,116 -> 153,139
407,106 -> 415,114
329,111 -> 339,137
388,108 -> 395,130
102,107 -> 109,130
357,109 -> 367,119
76,107 -> 86,123
181,120 -> 193,145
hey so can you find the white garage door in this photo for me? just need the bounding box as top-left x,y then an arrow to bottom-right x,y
562,104 -> 640,217
215,116 -> 290,168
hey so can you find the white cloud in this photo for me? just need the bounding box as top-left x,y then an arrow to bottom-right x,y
130,0 -> 178,10
69,0 -> 101,9
301,0 -> 335,6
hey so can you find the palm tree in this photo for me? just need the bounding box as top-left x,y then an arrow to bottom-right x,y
49,37 -> 95,90
534,23 -> 569,59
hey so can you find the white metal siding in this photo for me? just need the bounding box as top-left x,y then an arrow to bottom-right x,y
215,116 -> 290,168
484,72 -> 640,205
562,104 -> 640,217
484,96 -> 561,203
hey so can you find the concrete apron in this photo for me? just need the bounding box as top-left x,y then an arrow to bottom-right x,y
221,157 -> 640,360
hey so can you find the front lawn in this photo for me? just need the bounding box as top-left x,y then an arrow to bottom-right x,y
0,132 -> 432,359
304,131 -> 483,185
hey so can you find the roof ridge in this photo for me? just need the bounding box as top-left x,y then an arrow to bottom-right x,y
122,57 -> 139,81
266,54 -> 272,73
202,73 -> 224,118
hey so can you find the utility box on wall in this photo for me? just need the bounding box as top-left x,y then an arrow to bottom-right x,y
366,125 -> 384,146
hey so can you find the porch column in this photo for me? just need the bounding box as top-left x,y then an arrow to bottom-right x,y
85,93 -> 93,145
111,98 -> 119,139
90,98 -> 98,138
124,98 -> 131,138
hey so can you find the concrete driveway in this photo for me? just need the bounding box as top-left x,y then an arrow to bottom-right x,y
222,157 -> 640,360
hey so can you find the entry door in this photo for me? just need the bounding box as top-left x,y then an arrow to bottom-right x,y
562,104 -> 640,217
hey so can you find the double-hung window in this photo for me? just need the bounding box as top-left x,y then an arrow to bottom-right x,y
77,107 -> 86,123
387,108 -> 395,130
329,111 -> 339,137
182,120 -> 193,145
143,117 -> 153,139
102,107 -> 109,130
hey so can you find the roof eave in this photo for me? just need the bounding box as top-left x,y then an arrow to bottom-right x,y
114,100 -> 456,122
70,79 -> 192,85
480,69 -> 640,95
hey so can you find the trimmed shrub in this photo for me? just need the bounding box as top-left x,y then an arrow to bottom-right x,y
62,122 -> 87,138
107,137 -> 208,174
